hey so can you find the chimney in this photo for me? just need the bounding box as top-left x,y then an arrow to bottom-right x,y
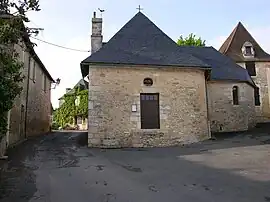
91,11 -> 103,54
66,88 -> 71,93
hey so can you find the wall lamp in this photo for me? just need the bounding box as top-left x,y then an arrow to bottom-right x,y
50,78 -> 61,90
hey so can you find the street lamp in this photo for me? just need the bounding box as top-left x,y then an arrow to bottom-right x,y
50,78 -> 61,90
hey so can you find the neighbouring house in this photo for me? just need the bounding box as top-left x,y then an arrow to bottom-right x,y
80,11 -> 256,148
57,79 -> 89,130
219,22 -> 270,123
58,79 -> 88,107
0,13 -> 55,156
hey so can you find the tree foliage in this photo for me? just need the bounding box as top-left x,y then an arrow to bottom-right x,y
0,0 -> 41,136
53,88 -> 88,128
177,33 -> 206,46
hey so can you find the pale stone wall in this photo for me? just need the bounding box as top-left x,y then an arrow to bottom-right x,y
26,57 -> 52,137
88,66 -> 209,148
207,81 -> 256,132
8,44 -> 28,145
8,43 -> 52,146
238,62 -> 270,122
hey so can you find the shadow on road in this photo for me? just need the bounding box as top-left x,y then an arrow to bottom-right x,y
0,128 -> 269,201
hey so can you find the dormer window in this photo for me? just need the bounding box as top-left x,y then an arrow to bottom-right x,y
242,41 -> 255,58
245,46 -> 252,55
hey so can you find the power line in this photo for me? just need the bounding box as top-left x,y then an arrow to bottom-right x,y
30,36 -> 90,53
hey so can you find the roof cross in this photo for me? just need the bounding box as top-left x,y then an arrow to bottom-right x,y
136,5 -> 143,12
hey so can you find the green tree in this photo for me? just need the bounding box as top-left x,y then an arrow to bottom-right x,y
0,0 -> 40,136
177,33 -> 206,46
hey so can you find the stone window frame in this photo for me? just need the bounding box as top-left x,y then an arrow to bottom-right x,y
232,86 -> 239,105
242,41 -> 255,58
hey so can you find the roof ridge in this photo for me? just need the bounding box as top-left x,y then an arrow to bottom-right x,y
219,21 -> 270,61
219,22 -> 239,54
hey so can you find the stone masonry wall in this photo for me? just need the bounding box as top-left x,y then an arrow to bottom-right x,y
26,57 -> 52,137
8,44 -> 52,147
207,81 -> 256,132
8,44 -> 28,145
88,66 -> 209,148
238,62 -> 270,122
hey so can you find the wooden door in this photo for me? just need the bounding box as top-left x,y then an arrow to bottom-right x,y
140,93 -> 160,129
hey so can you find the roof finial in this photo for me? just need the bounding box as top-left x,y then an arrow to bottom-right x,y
136,5 -> 143,12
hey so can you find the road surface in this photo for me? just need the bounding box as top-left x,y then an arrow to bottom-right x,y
0,131 -> 270,202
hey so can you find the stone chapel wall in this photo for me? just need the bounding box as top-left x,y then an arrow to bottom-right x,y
88,66 -> 209,148
207,81 -> 256,132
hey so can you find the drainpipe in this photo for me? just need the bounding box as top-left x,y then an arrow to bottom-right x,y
205,70 -> 212,139
6,110 -> 11,147
24,54 -> 31,139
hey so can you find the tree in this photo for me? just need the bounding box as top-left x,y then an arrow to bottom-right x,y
0,0 -> 41,136
177,33 -> 206,46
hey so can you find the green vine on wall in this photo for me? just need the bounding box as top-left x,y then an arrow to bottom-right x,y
53,88 -> 88,128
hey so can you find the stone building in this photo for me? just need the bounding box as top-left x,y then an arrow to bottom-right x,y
58,79 -> 88,107
80,11 -> 256,148
0,13 -> 55,156
219,22 -> 270,122
58,79 -> 89,130
6,39 -> 54,146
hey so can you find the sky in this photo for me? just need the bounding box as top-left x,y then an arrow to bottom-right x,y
26,0 -> 270,109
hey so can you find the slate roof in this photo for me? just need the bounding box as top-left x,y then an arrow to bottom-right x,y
177,46 -> 255,86
219,22 -> 270,62
80,12 -> 210,77
58,79 -> 89,100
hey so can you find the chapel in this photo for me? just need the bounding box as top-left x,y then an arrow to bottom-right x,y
81,11 -> 258,148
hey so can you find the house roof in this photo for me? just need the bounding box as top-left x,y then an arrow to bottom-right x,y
178,46 -> 255,86
58,79 -> 88,100
219,22 -> 270,62
0,13 -> 54,82
80,12 -> 210,77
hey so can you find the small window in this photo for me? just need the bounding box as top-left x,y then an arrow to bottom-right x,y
143,78 -> 153,86
245,46 -> 252,55
32,59 -> 36,82
242,41 -> 255,57
254,87 -> 260,106
42,74 -> 46,91
245,61 -> 256,76
43,75 -> 46,91
233,86 -> 239,105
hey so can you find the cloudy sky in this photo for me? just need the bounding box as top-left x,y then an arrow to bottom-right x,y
26,0 -> 270,108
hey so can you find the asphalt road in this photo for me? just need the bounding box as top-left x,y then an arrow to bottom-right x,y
0,131 -> 270,202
